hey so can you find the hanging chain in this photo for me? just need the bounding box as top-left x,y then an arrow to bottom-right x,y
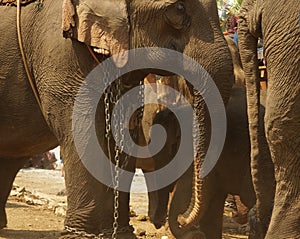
138,79 -> 145,122
64,225 -> 134,239
103,69 -> 120,239
65,78 -> 143,239
111,78 -> 123,239
65,47 -> 134,239
111,78 -> 144,238
104,72 -> 113,165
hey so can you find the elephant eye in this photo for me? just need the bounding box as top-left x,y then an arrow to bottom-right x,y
176,2 -> 185,12
164,1 -> 189,30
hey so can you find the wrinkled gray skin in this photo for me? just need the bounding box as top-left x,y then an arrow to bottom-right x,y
0,0 -> 233,238
148,85 -> 268,239
238,0 -> 300,238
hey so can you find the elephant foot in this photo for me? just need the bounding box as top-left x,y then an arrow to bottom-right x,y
60,232 -> 136,239
181,230 -> 206,239
60,226 -> 137,239
0,211 -> 7,229
248,206 -> 264,239
0,221 -> 7,230
60,233 -> 136,239
153,219 -> 166,229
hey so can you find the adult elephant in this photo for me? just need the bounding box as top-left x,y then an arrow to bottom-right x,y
0,0 -> 233,238
238,0 -> 300,238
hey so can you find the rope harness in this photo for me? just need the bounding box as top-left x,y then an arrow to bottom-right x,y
16,0 -> 43,111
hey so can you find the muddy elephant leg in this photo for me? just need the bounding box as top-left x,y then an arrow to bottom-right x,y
0,157 -> 27,229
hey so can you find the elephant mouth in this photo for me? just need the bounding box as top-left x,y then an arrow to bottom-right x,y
92,47 -> 110,56
86,45 -> 110,64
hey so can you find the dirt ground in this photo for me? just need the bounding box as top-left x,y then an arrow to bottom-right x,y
0,169 -> 248,239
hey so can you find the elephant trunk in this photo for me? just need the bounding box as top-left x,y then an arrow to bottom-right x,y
177,93 -> 210,228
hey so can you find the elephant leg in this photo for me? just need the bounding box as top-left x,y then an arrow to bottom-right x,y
199,193 -> 226,239
0,157 -> 27,229
60,144 -> 136,239
264,117 -> 300,238
146,108 -> 179,229
145,172 -> 174,229
251,124 -> 275,239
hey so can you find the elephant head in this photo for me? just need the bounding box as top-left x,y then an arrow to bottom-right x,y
61,0 -> 194,67
62,0 -> 130,66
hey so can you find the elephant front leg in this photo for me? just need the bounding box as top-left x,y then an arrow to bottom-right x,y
145,174 -> 174,229
0,157 -> 28,229
60,144 -> 136,239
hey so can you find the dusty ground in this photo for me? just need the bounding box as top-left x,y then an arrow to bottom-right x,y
0,169 -> 248,239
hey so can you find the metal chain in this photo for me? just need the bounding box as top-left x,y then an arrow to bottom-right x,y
112,78 -> 122,239
104,73 -> 113,176
67,77 -> 142,239
84,46 -> 131,239
138,80 -> 144,122
66,80 -> 144,239
111,78 -> 144,238
103,69 -> 120,239
64,225 -> 134,239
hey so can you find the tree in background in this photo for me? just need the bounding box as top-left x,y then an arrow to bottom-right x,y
217,0 -> 242,33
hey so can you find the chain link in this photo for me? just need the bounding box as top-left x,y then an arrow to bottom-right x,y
64,225 -> 134,239
65,226 -> 98,238
138,79 -> 144,123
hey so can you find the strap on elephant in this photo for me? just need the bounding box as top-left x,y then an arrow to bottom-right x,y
16,0 -> 44,112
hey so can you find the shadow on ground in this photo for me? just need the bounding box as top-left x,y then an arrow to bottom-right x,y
0,229 -> 60,239
5,203 -> 29,209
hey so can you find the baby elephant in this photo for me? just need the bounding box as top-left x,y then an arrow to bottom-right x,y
146,85 -> 269,239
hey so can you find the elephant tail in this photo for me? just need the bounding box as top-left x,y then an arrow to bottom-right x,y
238,0 -> 262,194
238,2 -> 269,237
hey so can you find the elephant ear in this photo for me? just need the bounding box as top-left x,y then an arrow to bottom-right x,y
62,0 -> 129,67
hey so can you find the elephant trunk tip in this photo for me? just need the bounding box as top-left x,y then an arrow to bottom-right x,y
177,210 -> 200,229
177,214 -> 189,227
